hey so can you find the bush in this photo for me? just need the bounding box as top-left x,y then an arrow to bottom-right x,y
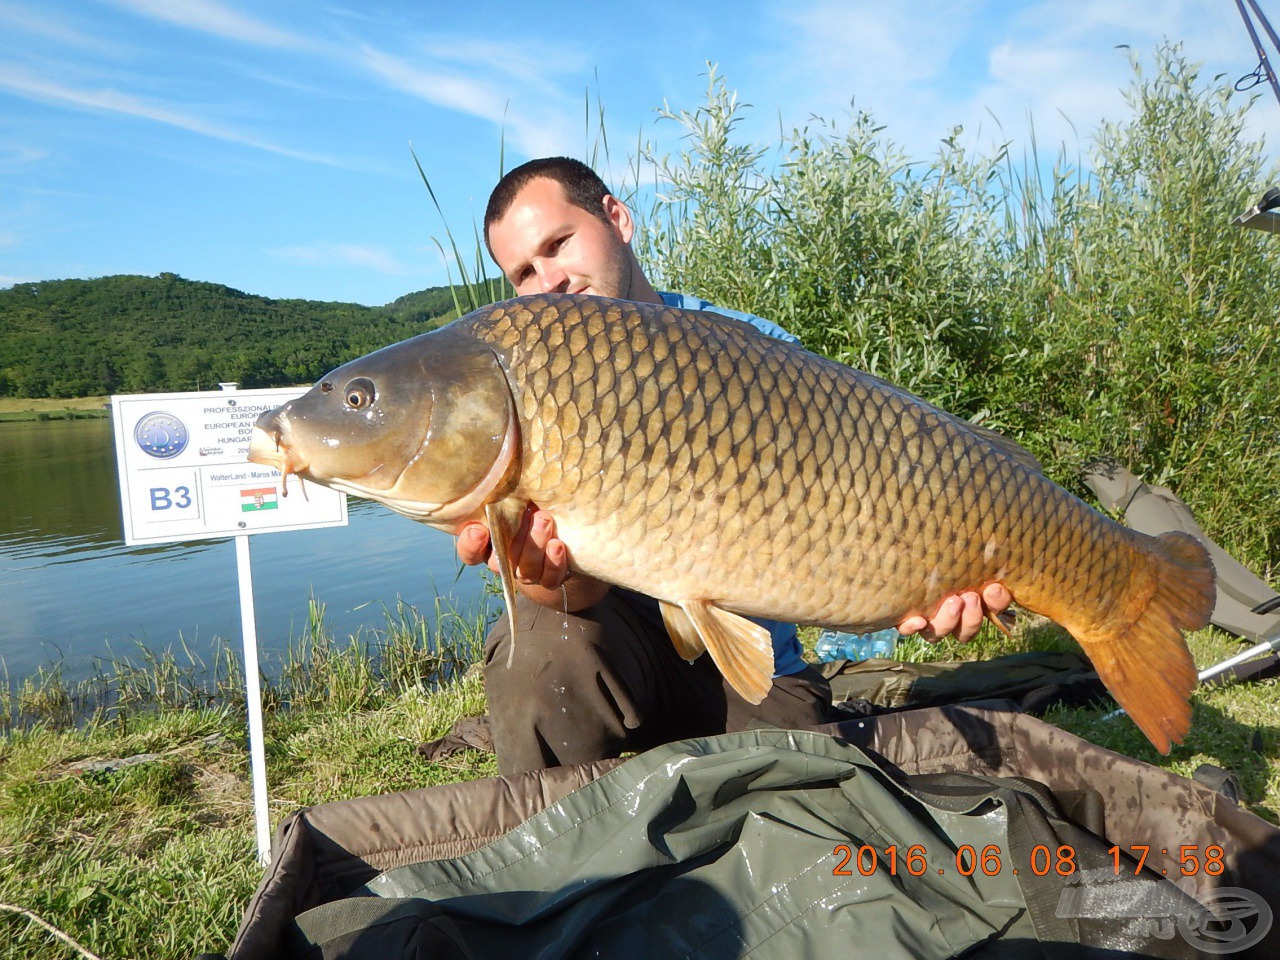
638,46 -> 1280,577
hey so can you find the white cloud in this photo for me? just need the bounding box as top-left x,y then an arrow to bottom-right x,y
414,37 -> 590,96
358,45 -> 509,124
1013,0 -> 1196,43
271,242 -> 413,275
755,2 -> 992,157
0,144 -> 48,170
970,40 -> 1130,147
353,43 -> 579,160
104,0 -> 317,51
0,62 -> 347,166
752,0 -> 1263,163
777,1 -> 965,87
100,0 -> 584,161
0,1 -> 125,53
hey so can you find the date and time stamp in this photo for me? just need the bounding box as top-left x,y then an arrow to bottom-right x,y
828,841 -> 1272,952
830,842 -> 1228,878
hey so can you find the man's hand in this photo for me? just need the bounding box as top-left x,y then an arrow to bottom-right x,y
897,583 -> 1014,643
456,506 -> 610,611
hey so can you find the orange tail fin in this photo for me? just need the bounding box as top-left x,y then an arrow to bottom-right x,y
1075,530 -> 1214,754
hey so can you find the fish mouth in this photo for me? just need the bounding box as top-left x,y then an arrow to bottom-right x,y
247,425 -> 309,480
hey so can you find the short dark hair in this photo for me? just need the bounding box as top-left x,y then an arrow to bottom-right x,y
484,157 -> 612,257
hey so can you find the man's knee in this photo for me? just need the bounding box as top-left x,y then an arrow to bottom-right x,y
482,597 -> 642,773
724,664 -> 833,732
482,601 -> 604,696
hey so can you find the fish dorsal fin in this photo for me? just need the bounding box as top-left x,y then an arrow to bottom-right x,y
660,601 -> 706,662
858,368 -> 1043,475
959,418 -> 1044,474
483,500 -> 525,667
680,600 -> 774,704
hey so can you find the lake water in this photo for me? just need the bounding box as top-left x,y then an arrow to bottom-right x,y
0,417 -> 492,685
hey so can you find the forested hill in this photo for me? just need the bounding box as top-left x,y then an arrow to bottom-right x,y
0,273 -> 460,398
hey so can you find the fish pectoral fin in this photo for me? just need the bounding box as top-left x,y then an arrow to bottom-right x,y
680,600 -> 774,705
986,602 -> 1016,637
484,500 -> 524,667
660,601 -> 706,662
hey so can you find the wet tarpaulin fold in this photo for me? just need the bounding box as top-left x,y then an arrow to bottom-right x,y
288,729 -> 1200,959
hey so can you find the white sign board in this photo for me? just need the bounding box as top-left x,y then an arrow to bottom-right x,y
112,387 -> 346,545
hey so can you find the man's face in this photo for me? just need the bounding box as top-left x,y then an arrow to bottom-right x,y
488,177 -> 635,299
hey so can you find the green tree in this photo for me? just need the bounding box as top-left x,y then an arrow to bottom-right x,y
124,350 -> 166,392
993,44 -> 1280,571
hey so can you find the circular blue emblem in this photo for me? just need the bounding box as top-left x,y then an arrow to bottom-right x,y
134,411 -> 189,459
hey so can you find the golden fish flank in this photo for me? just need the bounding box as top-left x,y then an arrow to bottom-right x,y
248,293 -> 1215,754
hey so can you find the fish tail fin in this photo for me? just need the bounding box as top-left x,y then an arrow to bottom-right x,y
1075,530 -> 1214,754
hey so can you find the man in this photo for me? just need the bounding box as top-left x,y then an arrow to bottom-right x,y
458,157 -> 1012,775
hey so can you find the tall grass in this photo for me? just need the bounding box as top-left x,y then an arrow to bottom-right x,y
411,146 -> 513,316
0,597 -> 491,733
278,597 -> 485,713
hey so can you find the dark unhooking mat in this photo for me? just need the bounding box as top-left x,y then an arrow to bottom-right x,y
283,729 -> 1202,960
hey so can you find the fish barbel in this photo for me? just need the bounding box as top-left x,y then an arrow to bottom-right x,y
248,294 -> 1213,753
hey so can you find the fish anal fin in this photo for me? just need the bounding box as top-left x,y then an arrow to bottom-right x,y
483,500 -> 524,668
660,601 -> 705,662
1075,530 -> 1214,754
680,600 -> 773,705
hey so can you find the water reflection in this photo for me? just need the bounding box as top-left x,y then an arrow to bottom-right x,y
0,418 -> 491,685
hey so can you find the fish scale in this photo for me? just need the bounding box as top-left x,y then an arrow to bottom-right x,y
249,293 -> 1214,754
478,298 -> 987,626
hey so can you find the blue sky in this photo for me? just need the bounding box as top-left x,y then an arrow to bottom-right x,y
0,0 -> 1271,305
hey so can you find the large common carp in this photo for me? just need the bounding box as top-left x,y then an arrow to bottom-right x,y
248,294 -> 1214,753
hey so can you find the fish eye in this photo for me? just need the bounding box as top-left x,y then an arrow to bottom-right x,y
343,377 -> 376,410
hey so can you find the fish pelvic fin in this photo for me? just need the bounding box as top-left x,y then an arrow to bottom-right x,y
1076,530 -> 1214,755
659,601 -> 706,662
484,500 -> 524,668
680,600 -> 774,705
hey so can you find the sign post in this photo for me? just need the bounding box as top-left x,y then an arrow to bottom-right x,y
234,534 -> 272,862
111,384 -> 347,865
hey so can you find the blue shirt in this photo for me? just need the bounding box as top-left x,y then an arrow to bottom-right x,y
657,291 -> 807,678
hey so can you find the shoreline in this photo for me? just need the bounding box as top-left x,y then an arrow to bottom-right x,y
0,396 -> 110,423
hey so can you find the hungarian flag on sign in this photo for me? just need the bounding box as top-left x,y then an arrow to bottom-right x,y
241,487 -> 278,512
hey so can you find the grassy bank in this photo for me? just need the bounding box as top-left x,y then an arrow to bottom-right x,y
0,397 -> 109,423
2,610 -> 1278,958
0,601 -> 496,959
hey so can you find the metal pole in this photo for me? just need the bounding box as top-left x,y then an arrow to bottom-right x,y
235,533 -> 272,866
218,382 -> 271,866
1195,632 -> 1280,684
1235,0 -> 1280,108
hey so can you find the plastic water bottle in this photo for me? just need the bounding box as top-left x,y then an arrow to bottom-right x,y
814,627 -> 899,662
